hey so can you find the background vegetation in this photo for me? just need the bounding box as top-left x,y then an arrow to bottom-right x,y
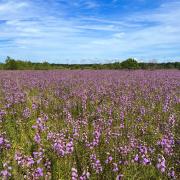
0,57 -> 179,70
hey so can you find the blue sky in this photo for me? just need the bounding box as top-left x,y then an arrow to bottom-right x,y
0,0 -> 180,63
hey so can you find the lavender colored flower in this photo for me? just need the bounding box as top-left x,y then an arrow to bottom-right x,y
90,154 -> 103,174
168,167 -> 175,179
134,154 -> 139,162
140,106 -> 146,115
116,174 -> 123,180
113,163 -> 119,172
34,167 -> 43,177
22,107 -> 31,118
142,156 -> 151,165
157,133 -> 174,155
157,155 -> 166,173
0,162 -> 12,179
0,134 -> 11,150
105,155 -> 113,164
34,133 -> 41,144
71,168 -> 78,180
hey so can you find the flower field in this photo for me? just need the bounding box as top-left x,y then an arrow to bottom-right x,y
0,70 -> 179,180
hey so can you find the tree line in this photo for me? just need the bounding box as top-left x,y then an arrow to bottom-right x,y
0,56 -> 179,70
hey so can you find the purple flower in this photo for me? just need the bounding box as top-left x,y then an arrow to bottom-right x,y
140,106 -> 146,115
0,137 -> 3,145
35,167 -> 43,177
134,154 -> 139,162
157,155 -> 166,173
0,161 -> 12,178
0,134 -> 11,150
105,155 -> 113,164
168,167 -> 175,179
113,163 -> 119,172
90,154 -> 103,174
34,133 -> 41,144
71,168 -> 78,180
23,107 -> 31,118
142,156 -> 151,165
116,174 -> 123,180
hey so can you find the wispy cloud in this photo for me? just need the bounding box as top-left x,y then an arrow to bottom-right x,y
0,0 -> 180,63
0,0 -> 28,12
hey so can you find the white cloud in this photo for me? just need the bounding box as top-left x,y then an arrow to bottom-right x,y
0,0 -> 28,12
112,32 -> 125,38
83,1 -> 99,9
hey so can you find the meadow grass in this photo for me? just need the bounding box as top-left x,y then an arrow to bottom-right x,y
0,70 -> 179,179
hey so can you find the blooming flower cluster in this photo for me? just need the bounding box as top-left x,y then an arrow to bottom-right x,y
0,70 -> 179,179
23,107 -> 31,119
157,133 -> 174,155
15,149 -> 51,179
0,134 -> 11,151
157,154 -> 166,173
0,161 -> 12,179
90,154 -> 103,173
0,109 -> 6,122
71,167 -> 90,180
48,132 -> 74,157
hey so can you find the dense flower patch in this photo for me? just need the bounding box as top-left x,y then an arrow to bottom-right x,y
0,70 -> 179,179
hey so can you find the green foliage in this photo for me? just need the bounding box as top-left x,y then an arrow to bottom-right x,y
0,71 -> 179,179
121,58 -> 140,69
1,56 -> 179,70
0,63 -> 4,70
4,56 -> 18,70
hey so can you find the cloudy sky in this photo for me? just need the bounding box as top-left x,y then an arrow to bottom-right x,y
0,0 -> 180,63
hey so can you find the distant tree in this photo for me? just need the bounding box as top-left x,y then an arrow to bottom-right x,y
165,62 -> 175,69
1,56 -> 179,70
174,62 -> 180,69
139,62 -> 148,69
0,62 -> 4,70
42,61 -> 50,70
4,56 -> 18,70
110,62 -> 121,69
121,58 -> 139,69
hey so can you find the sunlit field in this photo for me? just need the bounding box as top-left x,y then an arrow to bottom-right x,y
0,70 -> 179,179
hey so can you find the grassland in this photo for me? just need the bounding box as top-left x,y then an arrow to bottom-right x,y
0,70 -> 179,179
